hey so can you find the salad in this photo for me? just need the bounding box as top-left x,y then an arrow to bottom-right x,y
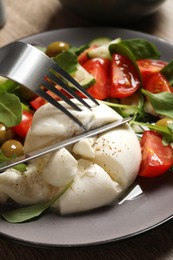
0,35 -> 173,222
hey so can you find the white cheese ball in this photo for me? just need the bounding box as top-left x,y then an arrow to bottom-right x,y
42,148 -> 78,187
0,165 -> 58,205
93,124 -> 141,189
56,159 -> 121,214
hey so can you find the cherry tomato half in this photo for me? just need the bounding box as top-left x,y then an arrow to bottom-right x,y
110,53 -> 140,98
13,111 -> 33,138
83,58 -> 110,100
139,130 -> 173,178
145,72 -> 172,93
137,59 -> 167,87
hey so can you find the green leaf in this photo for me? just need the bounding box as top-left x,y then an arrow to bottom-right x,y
13,164 -> 27,172
101,100 -> 143,119
117,38 -> 160,60
0,78 -> 19,93
1,180 -> 73,223
142,89 -> 173,118
131,120 -> 173,143
109,40 -> 142,83
0,91 -> 22,127
109,41 -> 138,66
160,60 -> 173,86
0,151 -> 9,163
70,44 -> 89,55
53,51 -> 78,74
0,151 -> 26,172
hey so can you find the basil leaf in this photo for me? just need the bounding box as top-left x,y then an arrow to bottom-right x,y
142,89 -> 173,118
1,180 -> 72,223
0,91 -> 22,127
160,60 -> 173,86
110,38 -> 160,60
54,51 -> 78,74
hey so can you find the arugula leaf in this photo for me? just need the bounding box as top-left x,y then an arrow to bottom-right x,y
53,51 -> 78,74
70,44 -> 89,55
142,89 -> 173,118
12,164 -> 27,172
0,78 -> 19,93
109,41 -> 139,68
0,91 -> 22,127
109,40 -> 142,83
0,151 -> 27,172
101,100 -> 140,111
117,38 -> 160,60
0,151 -> 9,163
102,99 -> 144,120
1,180 -> 73,223
131,120 -> 173,143
160,60 -> 173,86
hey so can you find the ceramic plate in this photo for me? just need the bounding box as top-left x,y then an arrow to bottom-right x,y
1,27 -> 173,248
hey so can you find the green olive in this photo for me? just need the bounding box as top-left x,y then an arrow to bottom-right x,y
1,139 -> 24,158
0,123 -> 15,145
45,41 -> 70,57
155,118 -> 173,127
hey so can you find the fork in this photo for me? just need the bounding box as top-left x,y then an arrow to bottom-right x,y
0,41 -> 99,130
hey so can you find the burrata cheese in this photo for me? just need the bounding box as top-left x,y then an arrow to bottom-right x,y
0,99 -> 141,214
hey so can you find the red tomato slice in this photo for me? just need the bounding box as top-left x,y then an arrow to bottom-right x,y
13,111 -> 33,138
139,130 -> 173,177
137,59 -> 167,87
82,58 -> 110,100
145,72 -> 172,93
110,53 -> 140,98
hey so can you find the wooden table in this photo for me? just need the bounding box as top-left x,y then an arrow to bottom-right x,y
1,0 -> 173,259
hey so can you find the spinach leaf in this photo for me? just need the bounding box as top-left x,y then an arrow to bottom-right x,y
1,180 -> 72,223
142,89 -> 173,118
160,60 -> 173,86
0,91 -> 22,127
54,51 -> 78,73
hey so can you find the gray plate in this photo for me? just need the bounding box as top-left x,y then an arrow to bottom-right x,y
1,27 -> 173,248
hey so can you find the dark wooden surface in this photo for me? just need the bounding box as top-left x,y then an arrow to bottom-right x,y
1,0 -> 173,259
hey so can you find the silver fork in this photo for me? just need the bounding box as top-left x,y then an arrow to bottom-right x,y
0,41 -> 99,130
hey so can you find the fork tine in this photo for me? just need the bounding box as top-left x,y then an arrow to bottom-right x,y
51,62 -> 99,106
47,71 -> 92,110
36,88 -> 87,131
41,80 -> 82,111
